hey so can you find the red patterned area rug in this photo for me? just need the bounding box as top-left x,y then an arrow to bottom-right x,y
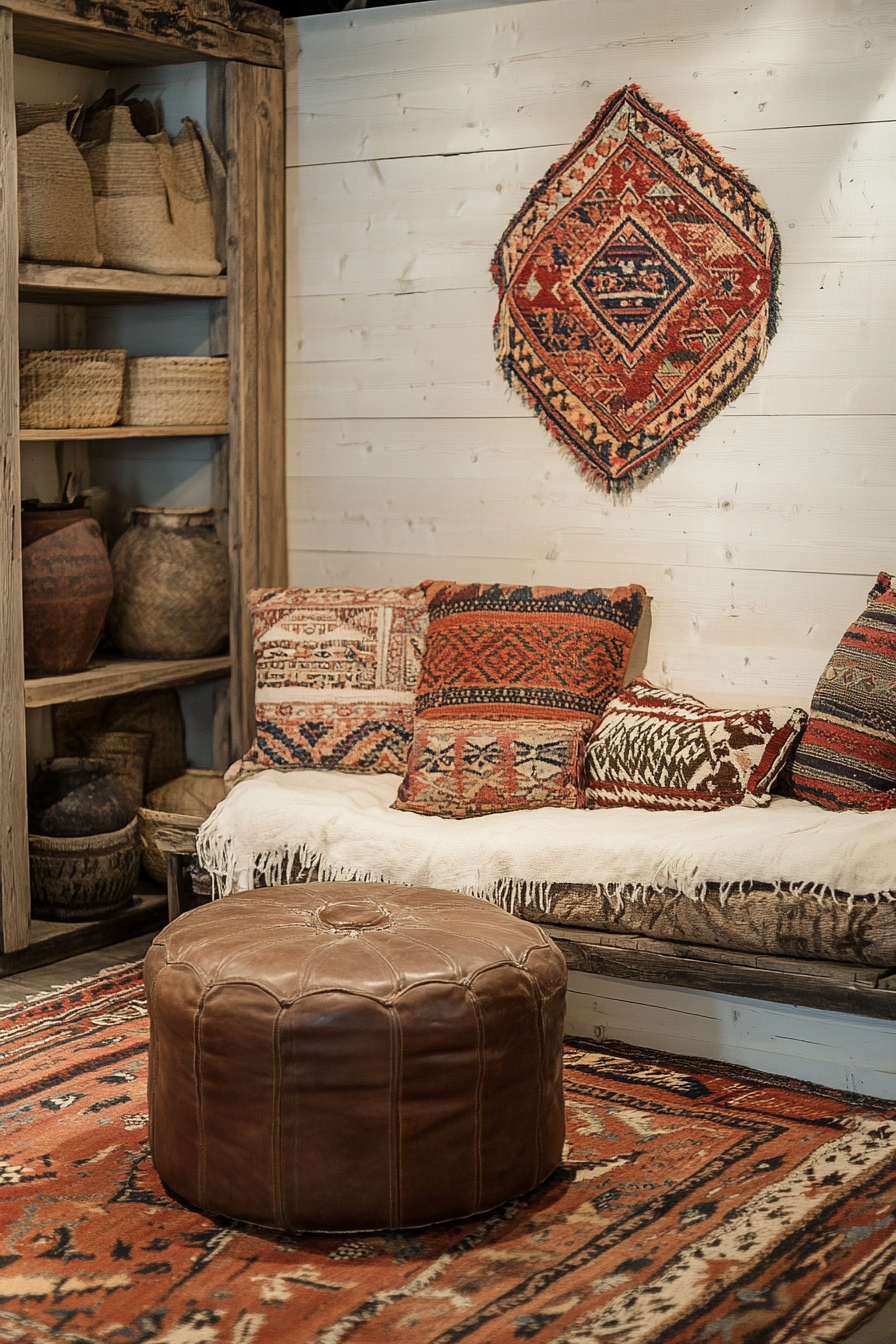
492,85 -> 780,492
1,965 -> 895,1343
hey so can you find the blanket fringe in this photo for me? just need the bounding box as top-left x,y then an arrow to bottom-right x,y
195,830 -> 896,915
196,828 -> 547,916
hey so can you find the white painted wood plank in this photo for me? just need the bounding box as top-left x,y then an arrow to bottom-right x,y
293,0 -> 896,166
286,471 -> 896,576
287,414 -> 896,489
289,124 -> 896,297
287,284 -> 896,419
565,971 -> 896,1099
287,497 -> 896,585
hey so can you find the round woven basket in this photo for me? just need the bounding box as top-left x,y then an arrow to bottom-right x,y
84,731 -> 151,813
29,817 -> 138,921
108,507 -> 230,660
137,768 -> 225,885
121,356 -> 229,427
20,348 -> 126,429
54,688 -> 187,795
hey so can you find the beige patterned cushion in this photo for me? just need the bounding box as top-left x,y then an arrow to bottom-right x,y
393,717 -> 588,819
236,586 -> 428,776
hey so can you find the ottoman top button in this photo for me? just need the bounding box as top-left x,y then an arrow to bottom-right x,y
316,899 -> 392,932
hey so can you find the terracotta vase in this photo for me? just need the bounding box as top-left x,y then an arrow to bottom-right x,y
21,505 -> 114,676
107,506 -> 229,660
28,756 -> 134,838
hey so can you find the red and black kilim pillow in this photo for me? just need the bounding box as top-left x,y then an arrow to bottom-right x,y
415,580 -> 645,727
393,716 -> 589,819
790,574 -> 896,811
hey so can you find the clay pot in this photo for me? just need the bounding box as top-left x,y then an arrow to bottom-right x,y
108,506 -> 229,660
30,818 -> 138,921
28,757 -> 134,838
21,504 -> 114,676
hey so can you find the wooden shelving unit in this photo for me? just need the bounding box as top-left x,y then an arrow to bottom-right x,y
19,262 -> 228,304
0,0 -> 287,967
25,655 -> 232,708
21,425 -> 231,440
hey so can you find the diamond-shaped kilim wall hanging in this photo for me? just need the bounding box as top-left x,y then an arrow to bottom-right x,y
491,86 -> 781,492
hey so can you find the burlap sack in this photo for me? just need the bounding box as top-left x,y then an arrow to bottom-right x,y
147,118 -> 221,274
17,104 -> 103,267
15,99 -> 80,136
81,105 -> 221,277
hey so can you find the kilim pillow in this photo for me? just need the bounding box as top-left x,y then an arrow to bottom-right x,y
790,573 -> 896,811
392,717 -> 588,819
415,580 -> 646,727
235,586 -> 428,776
585,680 -> 807,811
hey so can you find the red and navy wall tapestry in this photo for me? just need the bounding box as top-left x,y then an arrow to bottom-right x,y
491,86 -> 780,493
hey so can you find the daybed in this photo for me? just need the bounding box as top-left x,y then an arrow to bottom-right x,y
162,576 -> 896,1024
159,767 -> 896,1023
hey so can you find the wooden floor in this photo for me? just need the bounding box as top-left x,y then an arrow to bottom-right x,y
0,937 -> 891,1341
0,930 -> 157,1005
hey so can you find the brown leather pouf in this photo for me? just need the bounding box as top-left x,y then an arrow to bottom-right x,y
144,882 -> 567,1232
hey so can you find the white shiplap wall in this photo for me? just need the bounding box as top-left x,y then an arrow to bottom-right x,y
287,0 -> 896,710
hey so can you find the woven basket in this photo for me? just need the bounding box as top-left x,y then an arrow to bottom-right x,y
81,106 -> 221,278
121,356 -> 229,426
15,99 -> 80,137
17,112 -> 103,267
137,769 -> 225,885
54,688 -> 187,794
84,731 -> 151,813
20,349 -> 126,429
30,817 -> 139,921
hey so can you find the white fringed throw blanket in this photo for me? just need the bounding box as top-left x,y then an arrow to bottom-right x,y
197,770 -> 896,908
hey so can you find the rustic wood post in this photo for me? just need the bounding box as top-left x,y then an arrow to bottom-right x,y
0,6 -> 32,953
226,58 -> 287,759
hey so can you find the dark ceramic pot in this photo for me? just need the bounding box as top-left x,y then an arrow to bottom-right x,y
28,757 -> 134,838
22,504 -> 114,676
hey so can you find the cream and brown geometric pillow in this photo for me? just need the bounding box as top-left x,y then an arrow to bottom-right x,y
586,680 -> 806,811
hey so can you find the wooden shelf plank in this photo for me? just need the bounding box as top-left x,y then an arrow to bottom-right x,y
20,425 -> 229,440
24,655 -> 231,708
19,263 -> 228,305
0,889 -> 167,978
9,0 -> 282,70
